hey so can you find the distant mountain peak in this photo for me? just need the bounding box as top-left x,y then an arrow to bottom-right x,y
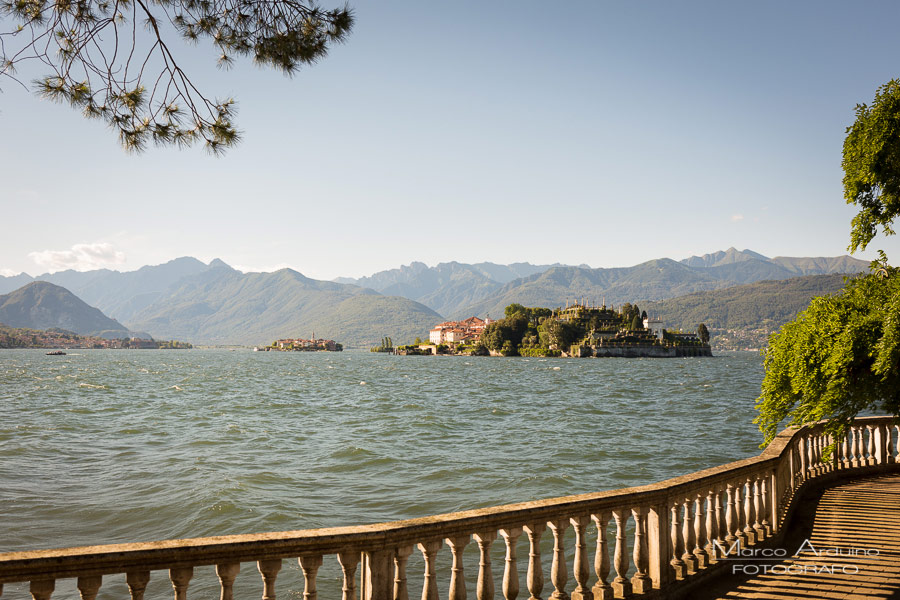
0,281 -> 135,338
681,248 -> 769,268
207,258 -> 234,270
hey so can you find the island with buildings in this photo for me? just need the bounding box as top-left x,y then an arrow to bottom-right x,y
398,302 -> 710,357
264,335 -> 343,352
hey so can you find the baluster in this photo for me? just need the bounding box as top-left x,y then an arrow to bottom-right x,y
733,482 -> 748,547
77,576 -> 102,600
894,425 -> 900,462
394,546 -> 415,600
338,551 -> 360,600
681,499 -> 697,573
743,478 -> 755,544
752,477 -> 765,541
30,580 -> 55,600
724,484 -> 736,549
499,528 -> 522,600
216,564 -> 240,600
704,489 -> 717,563
446,536 -> 470,600
841,429 -> 853,469
798,437 -> 808,479
259,559 -> 283,600
809,435 -> 817,475
854,426 -> 863,467
474,532 -> 497,600
815,434 -> 824,473
829,434 -> 838,471
867,425 -> 876,465
298,556 -> 321,600
808,435 -> 817,475
876,424 -> 887,464
170,567 -> 193,600
591,513 -> 614,599
760,476 -> 771,537
418,540 -> 443,600
631,507 -> 651,593
887,424 -> 897,464
692,493 -> 708,568
127,572 -> 151,600
568,517 -> 592,600
669,502 -> 686,579
610,509 -> 631,598
546,519 -> 569,600
718,484 -> 729,551
523,523 -> 545,600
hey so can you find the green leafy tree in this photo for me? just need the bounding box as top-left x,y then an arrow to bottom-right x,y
757,79 -> 900,448
630,314 -> 642,331
697,323 -> 710,344
1,0 -> 352,152
504,303 -> 527,319
481,314 -> 528,352
755,261 -> 900,445
544,318 -> 576,350
843,79 -> 900,253
480,322 -> 505,352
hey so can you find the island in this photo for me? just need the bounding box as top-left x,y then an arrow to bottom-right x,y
263,335 -> 343,352
398,302 -> 711,358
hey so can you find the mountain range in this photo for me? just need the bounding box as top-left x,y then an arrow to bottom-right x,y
0,248 -> 869,346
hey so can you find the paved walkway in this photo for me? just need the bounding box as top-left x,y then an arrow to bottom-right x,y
694,472 -> 900,600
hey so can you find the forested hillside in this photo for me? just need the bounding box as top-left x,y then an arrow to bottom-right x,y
644,273 -> 855,349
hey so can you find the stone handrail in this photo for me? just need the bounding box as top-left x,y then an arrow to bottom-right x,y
1,416 -> 897,600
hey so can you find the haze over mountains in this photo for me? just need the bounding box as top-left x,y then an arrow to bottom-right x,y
0,248 -> 869,346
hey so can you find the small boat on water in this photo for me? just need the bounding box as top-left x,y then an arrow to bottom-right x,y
46,350 -> 66,356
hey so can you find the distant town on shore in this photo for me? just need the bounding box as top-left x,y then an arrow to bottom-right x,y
0,324 -> 192,350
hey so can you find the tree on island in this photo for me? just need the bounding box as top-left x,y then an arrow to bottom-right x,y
697,323 -> 710,344
630,314 -> 642,331
755,79 -> 900,448
0,0 -> 352,152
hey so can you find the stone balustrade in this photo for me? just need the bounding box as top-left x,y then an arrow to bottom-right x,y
1,417 -> 898,600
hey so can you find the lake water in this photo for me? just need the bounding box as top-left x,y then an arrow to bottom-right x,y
0,349 -> 766,597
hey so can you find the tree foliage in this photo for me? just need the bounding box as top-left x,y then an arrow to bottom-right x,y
0,0 -> 352,152
755,80 -> 900,449
843,79 -> 900,252
543,318 -> 577,350
697,323 -> 709,344
755,259 -> 900,446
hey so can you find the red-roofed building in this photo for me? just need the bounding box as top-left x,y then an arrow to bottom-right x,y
429,316 -> 492,344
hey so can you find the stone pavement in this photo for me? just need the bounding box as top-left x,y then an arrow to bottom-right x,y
692,472 -> 900,600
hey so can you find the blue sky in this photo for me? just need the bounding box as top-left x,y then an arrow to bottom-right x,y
2,1 -> 899,279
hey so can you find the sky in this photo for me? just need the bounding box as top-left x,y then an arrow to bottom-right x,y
2,0 -> 900,280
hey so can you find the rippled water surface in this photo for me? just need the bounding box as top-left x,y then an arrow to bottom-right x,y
0,348 -> 766,555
